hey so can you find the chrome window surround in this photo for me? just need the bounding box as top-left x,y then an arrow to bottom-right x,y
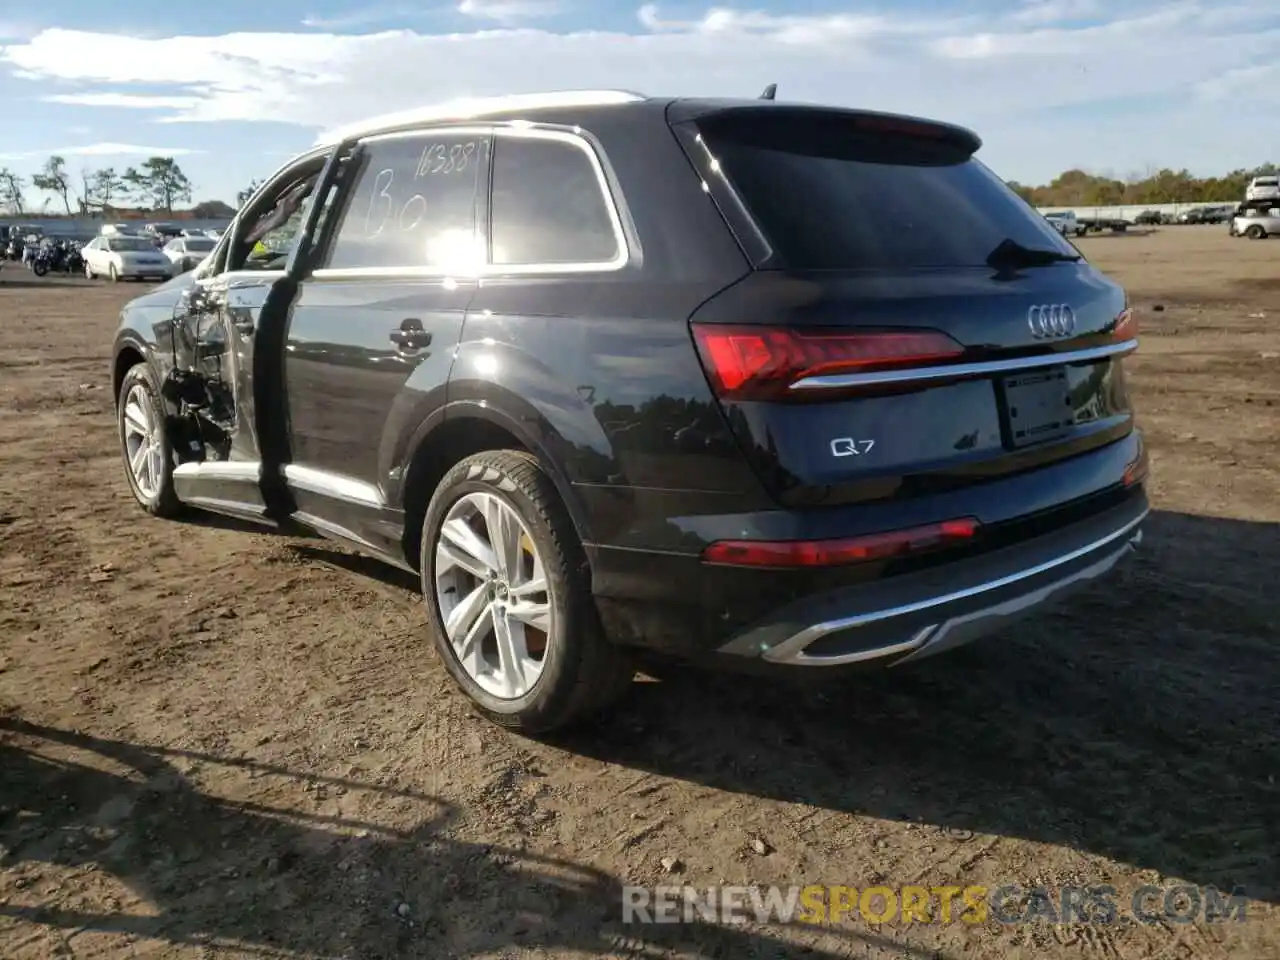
311,124 -> 631,281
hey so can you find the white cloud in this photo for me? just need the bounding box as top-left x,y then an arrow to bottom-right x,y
302,5 -> 427,29
1,2 -> 1277,182
44,92 -> 204,109
1194,63 -> 1279,102
0,142 -> 201,161
457,0 -> 563,22
1009,0 -> 1101,25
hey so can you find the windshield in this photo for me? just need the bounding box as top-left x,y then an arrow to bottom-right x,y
184,238 -> 215,252
695,112 -> 1075,270
108,237 -> 154,252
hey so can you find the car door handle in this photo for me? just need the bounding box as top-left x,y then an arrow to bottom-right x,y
390,321 -> 430,351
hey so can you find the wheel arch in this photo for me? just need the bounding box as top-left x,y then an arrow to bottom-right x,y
112,341 -> 149,406
398,403 -> 594,573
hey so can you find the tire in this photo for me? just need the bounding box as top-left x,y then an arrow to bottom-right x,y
32,260 -> 47,277
421,450 -> 633,733
84,261 -> 94,280
116,363 -> 183,518
1245,225 -> 1265,240
108,264 -> 119,282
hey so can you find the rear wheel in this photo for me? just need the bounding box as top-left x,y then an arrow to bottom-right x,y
117,364 -> 182,518
421,450 -> 633,733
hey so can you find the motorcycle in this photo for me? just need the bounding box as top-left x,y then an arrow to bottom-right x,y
30,240 -> 80,277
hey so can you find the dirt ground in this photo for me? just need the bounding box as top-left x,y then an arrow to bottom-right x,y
1,226 -> 1277,959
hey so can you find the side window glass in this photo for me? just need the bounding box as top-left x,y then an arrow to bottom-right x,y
490,135 -> 620,266
324,133 -> 488,272
239,177 -> 316,271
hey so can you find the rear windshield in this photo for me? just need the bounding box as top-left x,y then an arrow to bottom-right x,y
696,112 -> 1075,271
108,237 -> 153,252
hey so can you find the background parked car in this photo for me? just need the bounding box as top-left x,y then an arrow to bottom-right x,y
162,235 -> 217,272
1044,210 -> 1086,236
1245,175 -> 1280,203
1231,207 -> 1280,239
82,235 -> 175,281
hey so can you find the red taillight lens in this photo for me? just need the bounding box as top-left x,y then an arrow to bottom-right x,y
692,324 -> 965,401
701,518 -> 980,568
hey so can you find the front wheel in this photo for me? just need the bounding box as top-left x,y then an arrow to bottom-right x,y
84,261 -> 95,279
1245,225 -> 1266,240
108,264 -> 119,282
117,364 -> 182,518
421,450 -> 633,733
31,260 -> 47,277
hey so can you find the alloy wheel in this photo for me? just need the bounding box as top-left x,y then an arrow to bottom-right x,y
433,492 -> 552,700
121,383 -> 164,501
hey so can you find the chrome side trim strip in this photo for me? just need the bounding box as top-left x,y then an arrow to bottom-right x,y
173,461 -> 262,481
283,464 -> 384,508
760,508 -> 1148,665
788,340 -> 1138,392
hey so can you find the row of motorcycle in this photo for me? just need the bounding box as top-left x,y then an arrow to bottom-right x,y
2,237 -> 85,277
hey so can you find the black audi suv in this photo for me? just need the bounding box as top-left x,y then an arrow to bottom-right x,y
111,90 -> 1148,732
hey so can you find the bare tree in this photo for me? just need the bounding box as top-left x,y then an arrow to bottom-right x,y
123,157 -> 194,213
31,155 -> 72,215
237,179 -> 264,209
90,167 -> 127,213
0,167 -> 27,214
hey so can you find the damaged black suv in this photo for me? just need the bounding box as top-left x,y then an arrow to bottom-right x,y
112,90 -> 1148,732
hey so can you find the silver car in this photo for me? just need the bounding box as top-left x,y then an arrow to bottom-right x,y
1231,208 -> 1280,239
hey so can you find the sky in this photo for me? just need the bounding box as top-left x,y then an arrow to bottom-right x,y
1,0 -> 1277,208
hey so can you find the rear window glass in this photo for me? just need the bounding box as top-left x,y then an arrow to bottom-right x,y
696,112 -> 1075,271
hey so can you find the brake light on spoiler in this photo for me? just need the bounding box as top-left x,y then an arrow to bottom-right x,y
692,324 -> 965,402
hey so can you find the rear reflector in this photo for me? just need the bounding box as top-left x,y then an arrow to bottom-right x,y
702,517 -> 980,568
1112,308 -> 1137,342
692,324 -> 965,401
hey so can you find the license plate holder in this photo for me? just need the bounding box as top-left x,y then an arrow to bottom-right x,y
1001,367 -> 1073,448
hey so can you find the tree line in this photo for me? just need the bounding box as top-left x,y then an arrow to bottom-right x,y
0,155 -> 227,218
1007,163 -> 1278,208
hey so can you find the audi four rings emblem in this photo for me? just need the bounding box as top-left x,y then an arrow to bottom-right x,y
1027,304 -> 1076,339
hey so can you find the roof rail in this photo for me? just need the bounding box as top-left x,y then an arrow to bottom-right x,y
315,89 -> 648,146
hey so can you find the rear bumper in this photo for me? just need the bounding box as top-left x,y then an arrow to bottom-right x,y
714,493 -> 1146,667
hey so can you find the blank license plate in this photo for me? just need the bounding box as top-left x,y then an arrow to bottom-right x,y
1003,368 -> 1073,447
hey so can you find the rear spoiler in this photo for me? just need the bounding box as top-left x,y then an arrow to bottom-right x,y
666,100 -> 983,157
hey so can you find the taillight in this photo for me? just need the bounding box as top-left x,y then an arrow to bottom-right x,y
1112,307 -> 1138,342
691,324 -> 965,401
701,517 -> 980,568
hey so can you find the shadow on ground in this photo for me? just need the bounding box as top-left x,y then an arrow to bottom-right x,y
279,508 -> 1277,907
0,718 -> 888,958
562,509 -> 1279,904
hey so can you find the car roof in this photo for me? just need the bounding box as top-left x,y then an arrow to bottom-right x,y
313,89 -> 981,152
314,89 -> 653,145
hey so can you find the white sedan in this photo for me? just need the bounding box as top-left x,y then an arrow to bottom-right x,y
162,235 -> 217,273
82,235 -> 176,282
